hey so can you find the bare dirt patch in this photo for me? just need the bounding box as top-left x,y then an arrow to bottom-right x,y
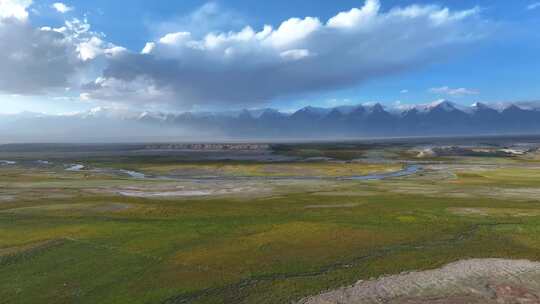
118,190 -> 213,198
448,207 -> 489,216
1,203 -> 90,214
448,207 -> 540,217
0,195 -> 15,203
300,259 -> 540,304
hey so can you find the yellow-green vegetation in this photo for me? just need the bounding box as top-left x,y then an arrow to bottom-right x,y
455,167 -> 540,187
2,144 -> 540,304
129,162 -> 402,177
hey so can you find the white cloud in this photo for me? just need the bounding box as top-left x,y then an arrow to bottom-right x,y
268,17 -> 321,48
159,31 -> 191,45
0,0 -> 32,21
429,86 -> 479,96
82,76 -> 175,103
280,49 -> 311,61
52,2 -> 73,14
400,89 -> 409,94
0,19 -> 77,94
79,92 -> 91,101
327,0 -> 380,28
83,0 -> 486,108
77,36 -> 104,61
76,36 -> 126,61
0,2 -> 122,96
0,0 -> 488,110
527,2 -> 540,10
141,42 -> 156,54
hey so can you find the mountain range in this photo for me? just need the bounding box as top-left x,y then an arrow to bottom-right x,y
2,100 -> 540,142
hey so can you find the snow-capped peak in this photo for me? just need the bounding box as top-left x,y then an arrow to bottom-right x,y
138,111 -> 170,121
470,102 -> 496,112
428,99 -> 456,112
471,102 -> 484,108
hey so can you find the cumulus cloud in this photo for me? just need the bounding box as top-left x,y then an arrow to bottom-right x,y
141,42 -> 156,54
0,0 -> 488,109
429,86 -> 479,96
327,0 -> 380,28
83,0 -> 486,109
0,2 -> 122,95
52,2 -> 73,13
0,14 -> 77,94
76,36 -> 126,61
0,0 -> 32,20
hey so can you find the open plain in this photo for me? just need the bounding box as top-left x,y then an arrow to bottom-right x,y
2,136 -> 540,303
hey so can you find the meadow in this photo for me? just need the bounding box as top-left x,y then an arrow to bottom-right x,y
2,139 -> 540,303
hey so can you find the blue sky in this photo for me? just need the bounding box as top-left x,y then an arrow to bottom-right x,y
1,0 -> 539,114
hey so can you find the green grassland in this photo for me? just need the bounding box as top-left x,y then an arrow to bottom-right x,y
2,145 -> 540,303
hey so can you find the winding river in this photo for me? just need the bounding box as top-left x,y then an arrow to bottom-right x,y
347,165 -> 421,181
2,159 -> 422,181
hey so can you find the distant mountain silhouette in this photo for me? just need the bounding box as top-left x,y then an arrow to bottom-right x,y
3,100 -> 540,140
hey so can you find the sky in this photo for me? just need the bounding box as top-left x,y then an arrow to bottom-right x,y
0,0 -> 539,114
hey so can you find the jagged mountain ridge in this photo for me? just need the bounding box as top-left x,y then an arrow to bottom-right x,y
3,100 -> 540,139
131,100 -> 540,137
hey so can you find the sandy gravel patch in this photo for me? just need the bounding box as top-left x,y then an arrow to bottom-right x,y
110,182 -> 271,198
300,259 -> 540,304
